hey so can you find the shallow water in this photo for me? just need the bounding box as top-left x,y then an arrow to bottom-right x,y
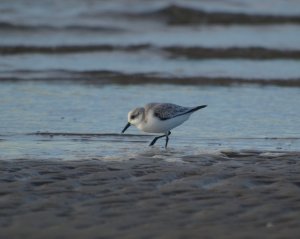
0,0 -> 300,160
1,0 -> 300,84
2,54 -> 300,80
0,82 -> 299,160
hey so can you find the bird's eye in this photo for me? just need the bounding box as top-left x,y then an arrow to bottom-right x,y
131,115 -> 135,120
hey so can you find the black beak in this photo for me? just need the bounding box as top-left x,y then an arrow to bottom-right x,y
122,122 -> 131,133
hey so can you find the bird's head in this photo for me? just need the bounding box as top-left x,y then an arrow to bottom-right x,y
121,107 -> 145,133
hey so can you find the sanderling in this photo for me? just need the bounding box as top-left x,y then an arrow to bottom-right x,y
121,103 -> 207,148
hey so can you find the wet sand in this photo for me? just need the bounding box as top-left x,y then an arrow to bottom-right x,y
1,151 -> 300,239
1,0 -> 300,238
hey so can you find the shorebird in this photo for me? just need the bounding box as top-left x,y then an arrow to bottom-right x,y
121,103 -> 207,148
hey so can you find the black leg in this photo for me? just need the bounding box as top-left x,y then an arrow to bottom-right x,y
165,131 -> 171,148
149,132 -> 171,147
165,135 -> 169,148
149,135 -> 166,146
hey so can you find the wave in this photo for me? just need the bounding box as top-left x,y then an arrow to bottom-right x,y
146,5 -> 300,25
1,4 -> 300,32
0,21 -> 124,32
0,44 -> 151,55
1,70 -> 299,87
164,46 -> 300,60
1,44 -> 300,60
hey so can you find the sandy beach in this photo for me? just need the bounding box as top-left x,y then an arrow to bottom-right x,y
1,0 -> 300,238
1,150 -> 299,239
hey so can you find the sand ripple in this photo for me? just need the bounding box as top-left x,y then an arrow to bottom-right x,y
0,151 -> 299,238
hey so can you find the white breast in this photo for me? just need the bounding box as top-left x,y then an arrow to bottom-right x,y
137,113 -> 191,133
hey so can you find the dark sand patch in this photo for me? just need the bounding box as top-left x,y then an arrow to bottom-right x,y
0,151 -> 300,239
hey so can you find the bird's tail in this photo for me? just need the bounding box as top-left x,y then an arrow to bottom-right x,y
187,105 -> 207,113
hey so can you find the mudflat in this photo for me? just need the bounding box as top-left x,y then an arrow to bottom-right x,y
1,151 -> 299,239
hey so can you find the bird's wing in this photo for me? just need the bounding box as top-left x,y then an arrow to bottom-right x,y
151,103 -> 191,121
